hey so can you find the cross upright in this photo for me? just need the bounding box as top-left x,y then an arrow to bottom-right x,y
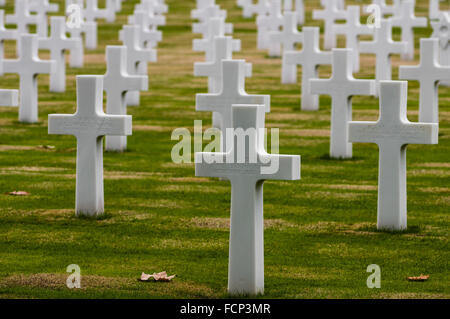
195,104 -> 301,295
194,36 -> 252,129
104,46 -> 148,152
48,76 -> 132,217
192,7 -> 233,38
84,0 -> 116,23
243,0 -> 270,18
363,0 -> 400,17
312,0 -> 346,50
429,0 -> 445,20
192,4 -> 226,23
67,0 -> 98,51
399,38 -> 450,123
131,3 -> 166,29
0,10 -> 18,62
29,0 -> 59,37
6,0 -> 39,39
431,12 -> 450,86
391,0 -> 427,61
39,17 -> 82,93
283,27 -> 332,110
0,89 -> 18,106
3,35 -> 55,123
360,19 -> 407,95
310,49 -> 376,159
256,0 -> 284,50
130,11 -> 162,49
268,11 -> 303,57
121,25 -> 156,106
193,18 -> 241,62
196,60 -> 270,151
349,81 -> 438,230
334,6 -> 372,73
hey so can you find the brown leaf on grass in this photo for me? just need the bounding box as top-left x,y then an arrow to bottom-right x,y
139,271 -> 176,282
8,191 -> 30,196
407,274 -> 429,282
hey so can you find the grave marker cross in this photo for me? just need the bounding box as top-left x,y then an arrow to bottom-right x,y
39,17 -> 83,92
283,27 -> 332,110
312,0 -> 346,49
391,0 -> 427,61
196,60 -> 270,151
359,19 -> 407,94
310,49 -> 376,159
48,76 -> 132,216
104,46 -> 148,152
3,35 -> 55,123
349,81 -> 438,230
334,5 -> 373,73
195,104 -> 301,295
268,11 -> 303,57
29,0 -> 59,37
399,38 -> 450,123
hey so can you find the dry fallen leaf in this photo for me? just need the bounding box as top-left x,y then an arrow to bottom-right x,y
139,271 -> 176,282
8,191 -> 30,196
407,274 -> 429,282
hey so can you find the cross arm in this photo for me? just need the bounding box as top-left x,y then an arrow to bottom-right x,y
195,152 -> 228,178
398,65 -> 421,81
194,61 -> 216,77
0,89 -> 18,106
309,78 -> 331,95
258,154 -> 301,181
97,115 -> 132,137
348,121 -> 379,144
123,74 -> 148,92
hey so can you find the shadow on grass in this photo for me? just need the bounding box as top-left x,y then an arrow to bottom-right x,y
358,224 -> 421,235
318,154 -> 364,162
72,212 -> 114,221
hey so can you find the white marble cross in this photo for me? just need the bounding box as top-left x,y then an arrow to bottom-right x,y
243,0 -> 270,18
0,10 -> 18,62
38,17 -> 82,93
0,89 -> 19,106
294,0 -> 305,25
192,7 -> 233,38
391,0 -> 427,61
121,25 -> 156,106
193,18 -> 240,62
431,12 -> 450,86
3,35 -> 55,123
363,0 -> 400,17
399,38 -> 450,123
128,11 -> 162,49
195,104 -> 300,295
256,0 -> 284,50
130,4 -> 166,28
360,19 -> 406,94
67,17 -> 97,51
104,46 -> 148,152
334,6 -> 372,73
29,0 -> 59,37
142,0 -> 168,15
312,0 -> 346,50
196,59 -> 270,151
349,81 -> 438,230
84,0 -> 116,23
192,4 -> 226,22
310,49 -> 376,159
6,0 -> 39,35
194,36 -> 252,128
283,27 -> 332,110
49,76 -> 132,217
429,0 -> 449,20
268,11 -> 303,57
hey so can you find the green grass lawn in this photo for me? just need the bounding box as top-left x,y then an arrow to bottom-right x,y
0,0 -> 448,298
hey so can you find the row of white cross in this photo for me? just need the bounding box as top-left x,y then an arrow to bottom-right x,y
239,0 -> 449,227
185,0 -> 446,294
192,0 -> 301,296
0,1 -> 167,214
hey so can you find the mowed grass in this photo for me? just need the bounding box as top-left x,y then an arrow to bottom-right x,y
0,0 -> 448,299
